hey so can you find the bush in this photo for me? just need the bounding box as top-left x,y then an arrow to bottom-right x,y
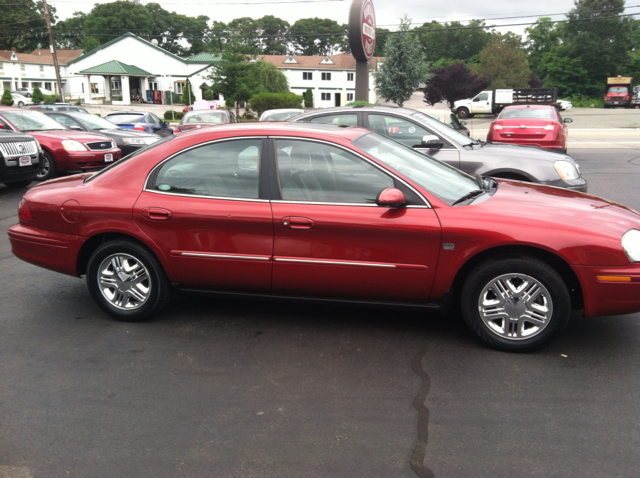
164,90 -> 182,104
346,100 -> 376,106
42,94 -> 61,104
31,86 -> 44,104
1,88 -> 13,106
567,95 -> 603,108
304,88 -> 313,108
249,92 -> 303,115
163,110 -> 185,120
73,98 -> 82,106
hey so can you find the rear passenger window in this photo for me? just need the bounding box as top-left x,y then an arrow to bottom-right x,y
151,139 -> 261,199
309,114 -> 357,126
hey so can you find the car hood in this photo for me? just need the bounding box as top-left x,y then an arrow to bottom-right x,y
29,129 -> 113,143
473,141 -> 575,163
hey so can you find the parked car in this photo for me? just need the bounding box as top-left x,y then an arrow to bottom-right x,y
11,93 -> 33,107
104,111 -> 174,137
43,112 -> 162,156
487,105 -> 572,153
0,107 -> 122,181
12,87 -> 53,98
291,106 -> 587,192
419,109 -> 470,136
557,99 -> 572,111
8,123 -> 640,352
259,109 -> 305,121
175,109 -> 237,133
27,104 -> 90,114
0,129 -> 42,188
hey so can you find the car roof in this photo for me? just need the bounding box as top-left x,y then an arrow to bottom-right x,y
176,121 -> 369,139
502,104 -> 555,110
293,105 -> 419,119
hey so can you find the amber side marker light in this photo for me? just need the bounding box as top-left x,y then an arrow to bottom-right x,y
597,276 -> 632,282
18,199 -> 33,222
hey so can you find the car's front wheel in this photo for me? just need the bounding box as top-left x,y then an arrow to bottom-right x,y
36,152 -> 57,181
461,256 -> 571,352
456,107 -> 471,119
86,239 -> 172,322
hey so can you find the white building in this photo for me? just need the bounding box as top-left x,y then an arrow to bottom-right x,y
257,53 -> 381,107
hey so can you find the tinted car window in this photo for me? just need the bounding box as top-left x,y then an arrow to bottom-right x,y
49,114 -> 78,128
276,139 -> 393,203
499,108 -> 554,120
367,114 -> 427,148
308,114 -> 358,127
107,114 -> 143,124
153,139 -> 261,199
148,113 -> 161,124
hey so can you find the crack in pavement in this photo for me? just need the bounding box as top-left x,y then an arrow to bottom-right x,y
410,344 -> 434,478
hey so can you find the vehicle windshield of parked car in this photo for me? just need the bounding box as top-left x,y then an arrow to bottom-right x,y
408,110 -> 475,147
74,114 -> 122,130
500,108 -> 553,120
106,114 -> 143,124
182,111 -> 227,124
353,133 -> 481,205
1,110 -> 66,132
608,86 -> 628,94
262,110 -> 304,121
84,135 -> 176,183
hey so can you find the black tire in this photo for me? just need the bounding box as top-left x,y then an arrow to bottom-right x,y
3,179 -> 32,188
36,151 -> 57,181
86,239 -> 172,322
17,101 -> 25,107
461,256 -> 571,352
456,107 -> 470,119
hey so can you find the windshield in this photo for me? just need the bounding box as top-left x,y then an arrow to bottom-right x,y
74,114 -> 121,130
608,86 -> 629,94
85,134 -> 176,183
499,108 -> 553,120
408,110 -> 474,146
2,110 -> 66,132
262,110 -> 304,121
106,113 -> 143,124
182,111 -> 228,124
353,133 -> 480,205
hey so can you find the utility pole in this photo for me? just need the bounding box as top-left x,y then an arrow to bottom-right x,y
42,0 -> 64,100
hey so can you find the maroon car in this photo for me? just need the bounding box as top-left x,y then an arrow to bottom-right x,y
175,109 -> 237,133
0,107 -> 122,181
8,123 -> 640,352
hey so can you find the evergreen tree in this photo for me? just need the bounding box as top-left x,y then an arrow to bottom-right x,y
181,79 -> 195,106
1,89 -> 14,106
374,17 -> 431,107
31,86 -> 44,104
477,34 -> 531,89
304,88 -> 313,108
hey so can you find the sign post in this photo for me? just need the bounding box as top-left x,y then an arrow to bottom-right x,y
348,0 -> 376,102
168,84 -> 174,120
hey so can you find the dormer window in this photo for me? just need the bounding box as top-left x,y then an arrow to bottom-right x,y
320,56 -> 334,65
284,55 -> 297,64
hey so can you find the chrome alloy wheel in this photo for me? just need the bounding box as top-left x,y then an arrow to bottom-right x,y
36,155 -> 50,179
97,253 -> 151,310
477,273 -> 553,340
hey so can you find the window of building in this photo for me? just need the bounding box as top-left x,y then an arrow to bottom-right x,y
149,81 -> 158,91
44,82 -> 52,91
321,92 -> 331,101
303,72 -> 313,80
0,62 -> 4,71
39,65 -> 44,72
174,82 -> 184,94
347,93 -> 354,102
321,72 -> 331,81
347,73 -> 354,81
91,83 -> 99,94
21,64 -> 25,71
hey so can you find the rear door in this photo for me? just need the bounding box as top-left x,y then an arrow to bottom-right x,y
134,137 -> 273,291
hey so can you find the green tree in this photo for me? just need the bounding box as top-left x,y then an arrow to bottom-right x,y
1,89 -> 14,106
0,0 -> 55,51
251,60 -> 289,93
416,20 -> 495,63
208,53 -> 257,116
225,17 -> 261,54
373,28 -> 390,56
477,34 -> 531,89
181,79 -> 195,105
257,15 -> 290,55
304,88 -> 313,107
374,17 -> 431,107
289,18 -> 346,55
525,18 -> 563,80
31,86 -> 44,104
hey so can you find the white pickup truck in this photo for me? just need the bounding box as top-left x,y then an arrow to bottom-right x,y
453,88 -> 558,118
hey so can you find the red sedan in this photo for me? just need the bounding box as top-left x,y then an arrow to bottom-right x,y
487,105 -> 572,152
8,123 -> 640,352
0,107 -> 122,181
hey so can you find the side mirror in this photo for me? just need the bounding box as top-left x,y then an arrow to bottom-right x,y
376,187 -> 406,208
563,118 -> 573,123
164,121 -> 170,126
421,134 -> 444,150
460,121 -> 467,126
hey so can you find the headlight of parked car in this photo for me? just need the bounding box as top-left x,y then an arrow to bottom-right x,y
622,229 -> 640,262
554,160 -> 580,180
123,138 -> 146,145
61,140 -> 88,151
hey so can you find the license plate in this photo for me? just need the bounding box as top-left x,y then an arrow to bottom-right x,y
104,153 -> 114,162
19,156 -> 32,167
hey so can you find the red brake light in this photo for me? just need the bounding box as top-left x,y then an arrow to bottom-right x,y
133,125 -> 145,131
18,199 -> 33,222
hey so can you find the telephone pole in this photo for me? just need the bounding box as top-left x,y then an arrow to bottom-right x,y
42,0 -> 64,100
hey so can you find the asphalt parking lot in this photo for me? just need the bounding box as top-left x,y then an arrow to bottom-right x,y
1,105 -> 640,477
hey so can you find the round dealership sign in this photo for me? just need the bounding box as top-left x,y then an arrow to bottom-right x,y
348,0 -> 376,61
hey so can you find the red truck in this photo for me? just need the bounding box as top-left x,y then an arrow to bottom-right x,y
604,77 -> 633,108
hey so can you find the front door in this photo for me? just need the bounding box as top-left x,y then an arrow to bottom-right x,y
270,138 -> 441,303
334,92 -> 341,107
134,138 -> 273,291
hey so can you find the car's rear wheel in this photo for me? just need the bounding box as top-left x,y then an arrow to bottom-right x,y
461,256 -> 571,352
36,152 -> 57,181
456,107 -> 471,119
86,239 -> 172,322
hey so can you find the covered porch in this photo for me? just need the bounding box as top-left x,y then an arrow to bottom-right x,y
78,60 -> 152,106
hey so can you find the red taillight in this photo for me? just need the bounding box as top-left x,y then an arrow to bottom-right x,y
18,199 -> 33,222
133,125 -> 145,131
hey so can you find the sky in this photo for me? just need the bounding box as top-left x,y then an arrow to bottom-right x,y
48,0 -> 638,37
